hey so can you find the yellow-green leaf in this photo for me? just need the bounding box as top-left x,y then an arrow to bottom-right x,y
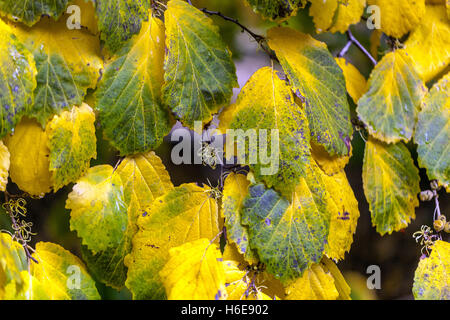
245,0 -> 306,21
0,141 -> 10,192
31,242 -> 100,300
0,233 -> 28,299
95,15 -> 171,155
404,5 -> 450,83
322,169 -> 360,260
367,0 -> 425,38
12,16 -> 102,126
311,141 -> 351,176
162,0 -> 238,128
160,238 -> 227,300
362,137 -> 420,235
357,49 -> 427,143
0,0 -> 68,26
413,240 -> 450,300
310,0 -> 366,34
414,73 -> 449,190
5,118 -> 52,197
66,165 -> 128,253
242,163 -> 331,283
45,103 -> 96,191
226,67 -> 311,197
0,19 -> 36,138
116,151 -> 174,209
335,57 -> 367,104
95,0 -> 151,53
125,183 -> 219,299
268,27 -> 352,157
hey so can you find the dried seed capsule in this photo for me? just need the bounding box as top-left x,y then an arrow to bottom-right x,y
444,222 -> 450,233
419,190 -> 434,201
433,218 -> 445,232
430,180 -> 440,190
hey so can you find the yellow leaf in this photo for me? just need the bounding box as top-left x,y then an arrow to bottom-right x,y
322,256 -> 352,300
413,240 -> 450,299
310,0 -> 366,33
71,0 -> 98,34
45,103 -> 97,191
370,29 -> 382,60
31,242 -> 100,300
5,118 -> 52,197
321,169 -> 360,260
0,233 -> 27,299
335,57 -> 367,104
0,141 -> 10,191
362,137 -> 420,235
285,261 -> 339,300
367,0 -> 425,38
311,140 -> 351,176
116,151 -> 174,210
160,238 -> 227,300
404,5 -> 450,82
125,183 -> 220,299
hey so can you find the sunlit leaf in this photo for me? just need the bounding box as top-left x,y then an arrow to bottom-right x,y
310,0 -> 366,33
357,49 -> 427,143
413,240 -> 450,300
362,137 -> 420,235
95,15 -> 171,155
5,118 -> 52,197
0,233 -> 28,299
160,238 -> 227,300
311,142 -> 351,176
268,27 -> 352,157
125,183 -> 219,299
245,0 -> 306,21
367,0 -> 425,38
66,165 -> 128,253
404,5 -> 450,83
162,0 -> 238,128
0,141 -> 10,192
335,57 -> 367,104
414,73 -> 449,190
45,103 -> 96,191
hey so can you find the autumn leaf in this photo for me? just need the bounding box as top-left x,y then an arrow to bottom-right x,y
0,141 -> 10,192
0,0 -> 68,26
357,49 -> 427,144
95,15 -> 171,155
335,57 -> 367,104
362,137 -> 420,235
162,0 -> 238,128
268,27 -> 352,157
245,0 -> 306,21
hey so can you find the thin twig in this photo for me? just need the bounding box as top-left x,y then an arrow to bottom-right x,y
199,8 -> 277,61
338,29 -> 377,66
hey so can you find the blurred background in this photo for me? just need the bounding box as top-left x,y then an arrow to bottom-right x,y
0,0 -> 448,300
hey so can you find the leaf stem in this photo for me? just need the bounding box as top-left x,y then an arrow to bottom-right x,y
338,30 -> 377,66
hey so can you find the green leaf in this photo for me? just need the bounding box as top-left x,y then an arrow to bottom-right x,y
0,19 -> 36,138
125,183 -> 219,299
224,67 -> 311,197
245,0 -> 306,21
13,16 -> 103,126
362,137 -> 420,235
95,15 -> 171,155
95,0 -> 151,54
268,27 -> 352,157
81,152 -> 173,289
414,73 -> 449,190
66,165 -> 128,253
0,0 -> 68,26
413,240 -> 450,300
46,103 -> 97,191
241,164 -> 331,283
31,242 -> 101,300
357,49 -> 427,143
163,0 -> 238,128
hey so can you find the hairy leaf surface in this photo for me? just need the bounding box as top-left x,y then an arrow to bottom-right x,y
362,138 -> 420,235
163,0 -> 238,128
268,27 -> 352,157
